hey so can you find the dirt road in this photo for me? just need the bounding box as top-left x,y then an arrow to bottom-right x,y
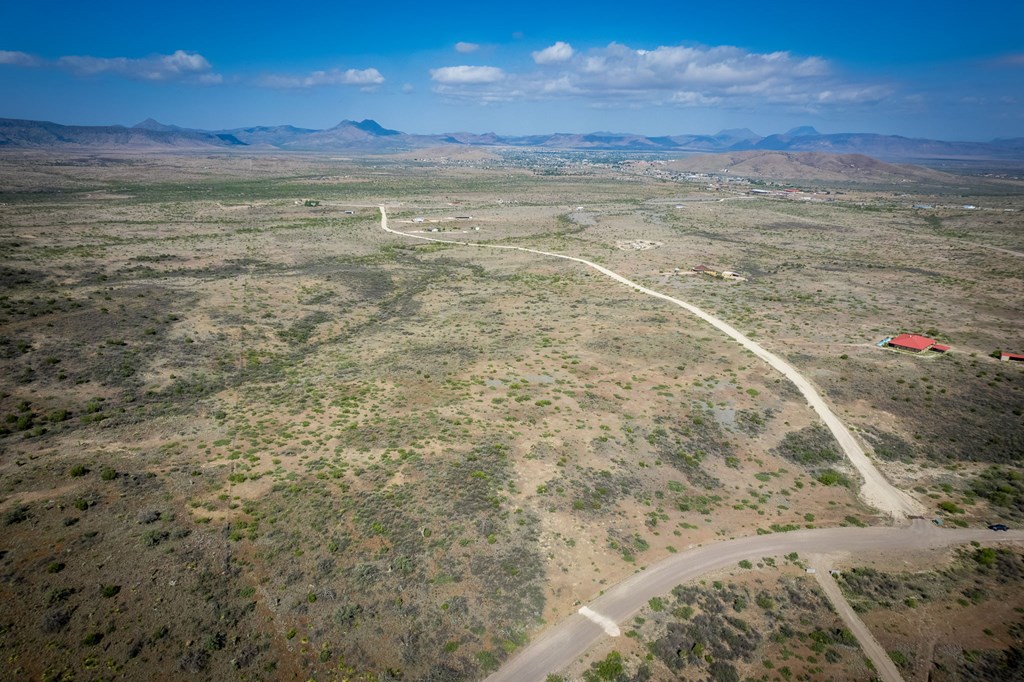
486,521 -> 1023,682
810,557 -> 905,682
377,206 -> 921,518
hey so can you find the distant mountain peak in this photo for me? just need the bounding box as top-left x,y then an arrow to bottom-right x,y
716,127 -> 758,136
334,119 -> 400,136
133,118 -> 181,132
785,125 -> 821,138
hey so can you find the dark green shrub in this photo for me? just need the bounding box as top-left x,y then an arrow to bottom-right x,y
4,506 -> 29,525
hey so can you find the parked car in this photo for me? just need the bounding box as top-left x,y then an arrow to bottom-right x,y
988,523 -> 1010,531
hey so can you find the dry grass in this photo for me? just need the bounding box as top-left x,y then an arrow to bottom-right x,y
0,149 -> 1021,680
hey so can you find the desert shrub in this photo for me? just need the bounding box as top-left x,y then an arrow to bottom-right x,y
47,588 -> 75,605
584,650 -> 624,682
41,608 -> 72,633
816,469 -> 852,487
971,467 -> 1024,517
889,650 -> 910,668
178,647 -> 209,672
142,529 -> 169,546
4,505 -> 29,525
939,501 -> 964,514
709,661 -> 740,682
860,427 -> 916,462
735,408 -> 772,436
774,424 -> 840,466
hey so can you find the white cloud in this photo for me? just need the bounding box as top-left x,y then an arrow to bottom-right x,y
0,50 -> 41,67
533,41 -> 574,64
430,65 -> 505,84
431,40 -> 888,111
570,43 -> 829,91
258,67 -> 385,88
57,50 -> 217,81
455,42 -> 480,54
670,91 -> 722,106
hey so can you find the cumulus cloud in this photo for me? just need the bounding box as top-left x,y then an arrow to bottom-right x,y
532,41 -> 574,64
0,48 -> 220,82
0,50 -> 41,67
258,67 -> 384,88
432,41 -> 889,110
568,43 -> 829,91
430,65 -> 505,84
56,50 -> 216,81
455,42 -> 480,54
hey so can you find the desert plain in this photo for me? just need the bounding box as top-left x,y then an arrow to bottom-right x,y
0,148 -> 1023,681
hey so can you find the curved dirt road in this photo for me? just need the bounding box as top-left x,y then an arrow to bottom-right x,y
487,521 -> 1024,682
377,206 -> 920,518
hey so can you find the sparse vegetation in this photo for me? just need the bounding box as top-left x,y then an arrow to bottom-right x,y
0,149 -> 1021,682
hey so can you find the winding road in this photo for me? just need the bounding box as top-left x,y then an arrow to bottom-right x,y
374,206 -> 1016,680
377,206 -> 920,518
486,522 -> 1023,682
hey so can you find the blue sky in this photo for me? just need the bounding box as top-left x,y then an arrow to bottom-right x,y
2,0 -> 1022,140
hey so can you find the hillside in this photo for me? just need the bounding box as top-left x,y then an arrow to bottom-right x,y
664,150 -> 957,183
0,118 -> 244,149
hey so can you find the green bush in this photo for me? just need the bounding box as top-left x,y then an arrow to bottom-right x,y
938,501 -> 964,514
585,651 -> 624,682
816,469 -> 851,487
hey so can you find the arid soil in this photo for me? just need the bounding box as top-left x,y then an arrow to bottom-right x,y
0,150 -> 1021,681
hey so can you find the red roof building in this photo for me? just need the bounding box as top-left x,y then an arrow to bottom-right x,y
931,344 -> 950,353
888,334 -> 938,352
1002,352 -> 1024,362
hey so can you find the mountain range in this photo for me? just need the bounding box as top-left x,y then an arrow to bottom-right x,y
2,117 -> 1022,162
